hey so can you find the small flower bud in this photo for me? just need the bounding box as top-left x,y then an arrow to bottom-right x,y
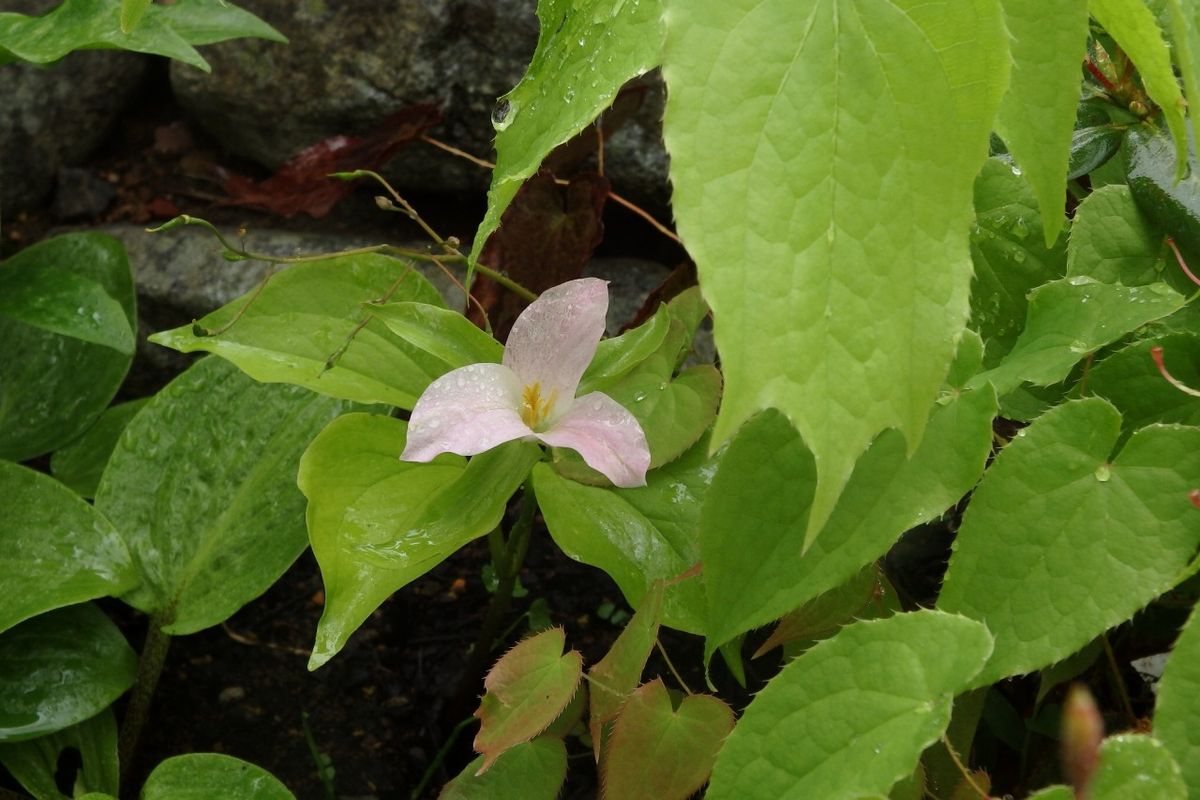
1062,683 -> 1104,799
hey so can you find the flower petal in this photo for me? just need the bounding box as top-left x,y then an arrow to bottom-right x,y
504,278 -> 608,406
401,363 -> 533,461
536,392 -> 651,488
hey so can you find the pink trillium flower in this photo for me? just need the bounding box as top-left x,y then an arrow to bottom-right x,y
400,278 -> 652,487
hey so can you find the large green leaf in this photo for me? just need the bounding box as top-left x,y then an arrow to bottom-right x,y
440,738 -> 567,800
0,605 -> 136,743
706,611 -> 993,799
663,0 -> 1009,544
50,398 -> 149,499
0,461 -> 135,635
140,753 -> 295,800
1156,604 -> 1200,797
0,709 -> 118,800
0,233 -> 135,461
700,386 -> 996,660
1090,735 -> 1188,800
150,256 -> 450,410
298,413 -> 538,669
368,301 -> 502,369
533,436 -> 714,634
95,357 -> 358,635
938,398 -> 1200,685
1067,185 -> 1170,287
0,0 -> 285,72
993,0 -> 1089,245
469,0 -> 665,264
1089,334 -> 1200,433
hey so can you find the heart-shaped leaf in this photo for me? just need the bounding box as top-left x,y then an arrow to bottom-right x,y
1155,604 -> 1200,796
439,737 -> 567,800
1090,735 -> 1187,800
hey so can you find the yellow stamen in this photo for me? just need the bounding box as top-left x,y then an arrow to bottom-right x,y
520,382 -> 558,429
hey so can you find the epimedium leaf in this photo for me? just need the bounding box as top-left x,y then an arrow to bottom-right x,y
706,610 -> 993,799
601,679 -> 734,800
0,604 -> 136,743
0,461 -> 135,636
50,399 -> 149,499
1155,604 -> 1200,795
95,357 -> 360,636
700,385 -> 996,662
298,413 -> 539,669
140,753 -> 295,800
1067,184 -> 1173,287
439,737 -> 567,800
0,233 -> 135,462
1090,735 -> 1187,800
474,627 -> 583,775
1089,334 -> 1200,434
663,0 -> 1009,546
149,255 -> 450,410
1166,0 -> 1200,152
368,301 -> 502,369
969,158 -> 1069,366
993,0 -> 1089,245
468,0 -> 665,265
937,398 -> 1200,686
0,709 -> 118,800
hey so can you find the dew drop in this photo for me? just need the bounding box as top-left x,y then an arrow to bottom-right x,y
429,419 -> 441,429
1095,464 -> 1112,482
1012,218 -> 1030,239
1010,164 -> 1023,176
633,391 -> 647,402
1012,250 -> 1026,263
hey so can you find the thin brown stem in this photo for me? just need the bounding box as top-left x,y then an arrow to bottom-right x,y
1084,59 -> 1119,94
196,262 -> 276,337
1151,345 -> 1200,398
596,122 -> 606,176
655,639 -> 694,695
322,267 -> 415,373
421,134 -> 496,170
1101,633 -> 1138,728
941,734 -> 989,799
1165,236 -> 1200,288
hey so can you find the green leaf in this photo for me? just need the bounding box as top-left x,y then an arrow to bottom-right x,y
1027,787 -> 1074,800
1090,734 -> 1187,800
1068,124 -> 1126,180
0,605 -> 136,743
533,437 -> 714,634
1155,604 -> 1200,796
1092,0 -> 1189,178
298,414 -> 538,669
368,301 -> 502,369
0,461 -> 135,636
608,364 -> 722,468
439,738 -> 567,800
1089,334 -> 1200,433
148,0 -> 287,46
0,709 -> 118,800
150,256 -> 450,410
1166,0 -> 1200,151
969,277 -> 1184,397
922,689 -> 988,799
579,304 -> 672,395
0,233 -> 135,462
663,0 -> 1009,544
707,611 -> 993,799
753,564 -> 892,658
473,628 -> 582,774
141,753 -> 295,800
969,158 -> 1069,366
50,399 -> 149,499
938,398 -> 1200,685
469,0 -> 664,265
700,386 -> 996,661
1067,185 -> 1171,287
602,679 -> 734,800
120,0 -> 151,33
95,357 -> 359,635
993,0 -> 1089,245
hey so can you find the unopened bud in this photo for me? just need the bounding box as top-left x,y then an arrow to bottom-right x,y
1062,683 -> 1104,799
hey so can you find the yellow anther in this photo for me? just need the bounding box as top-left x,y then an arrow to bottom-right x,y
520,382 -> 557,429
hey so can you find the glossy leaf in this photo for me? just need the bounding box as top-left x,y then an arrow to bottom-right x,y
0,709 -> 118,800
470,0 -> 664,264
1067,185 -> 1169,287
150,255 -> 450,409
663,0 -> 1008,544
939,399 -> 1200,685
0,233 -> 135,462
474,628 -> 583,774
602,679 -> 734,800
299,413 -> 538,668
578,304 -> 672,395
608,364 -> 721,469
1089,334 -> 1200,433
120,0 -> 151,33
369,301 -> 502,369
0,605 -> 136,743
701,386 -> 996,660
440,738 -> 567,800
707,611 -> 993,799
95,357 -> 358,635
1090,735 -> 1187,800
993,0 -> 1089,244
141,753 -> 295,800
1068,124 -> 1126,180
1156,604 -> 1200,796
50,399 -> 149,499
0,461 -> 134,635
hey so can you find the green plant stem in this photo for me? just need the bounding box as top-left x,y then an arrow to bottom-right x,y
1101,633 -> 1138,727
118,615 -> 172,782
410,716 -> 476,800
301,711 -> 336,800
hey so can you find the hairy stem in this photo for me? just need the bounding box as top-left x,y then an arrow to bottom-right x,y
118,615 -> 172,781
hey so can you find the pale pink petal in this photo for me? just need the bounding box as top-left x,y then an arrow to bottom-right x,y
536,392 -> 650,488
401,363 -> 533,461
504,278 -> 608,406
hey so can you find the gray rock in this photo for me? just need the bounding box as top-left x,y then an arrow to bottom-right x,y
51,168 -> 117,222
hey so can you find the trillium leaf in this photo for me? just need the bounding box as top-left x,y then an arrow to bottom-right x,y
474,628 -> 583,774
1155,605 -> 1200,796
1088,334 -> 1200,433
299,413 -> 538,669
938,398 -> 1200,686
579,304 -> 672,396
0,265 -> 133,354
440,738 -> 567,800
609,365 -> 722,468
141,753 -> 295,800
601,679 -> 734,800
1090,735 -> 1187,800
95,357 -> 360,635
663,0 -> 1009,546
120,0 -> 151,33
150,255 -> 450,409
706,610 -> 993,799
0,461 -> 135,635
0,605 -> 136,743
50,399 -> 149,499
368,301 -> 502,369
0,709 -> 118,800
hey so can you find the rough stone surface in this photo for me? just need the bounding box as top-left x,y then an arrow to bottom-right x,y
1,0 -> 148,213
169,0 -> 670,204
